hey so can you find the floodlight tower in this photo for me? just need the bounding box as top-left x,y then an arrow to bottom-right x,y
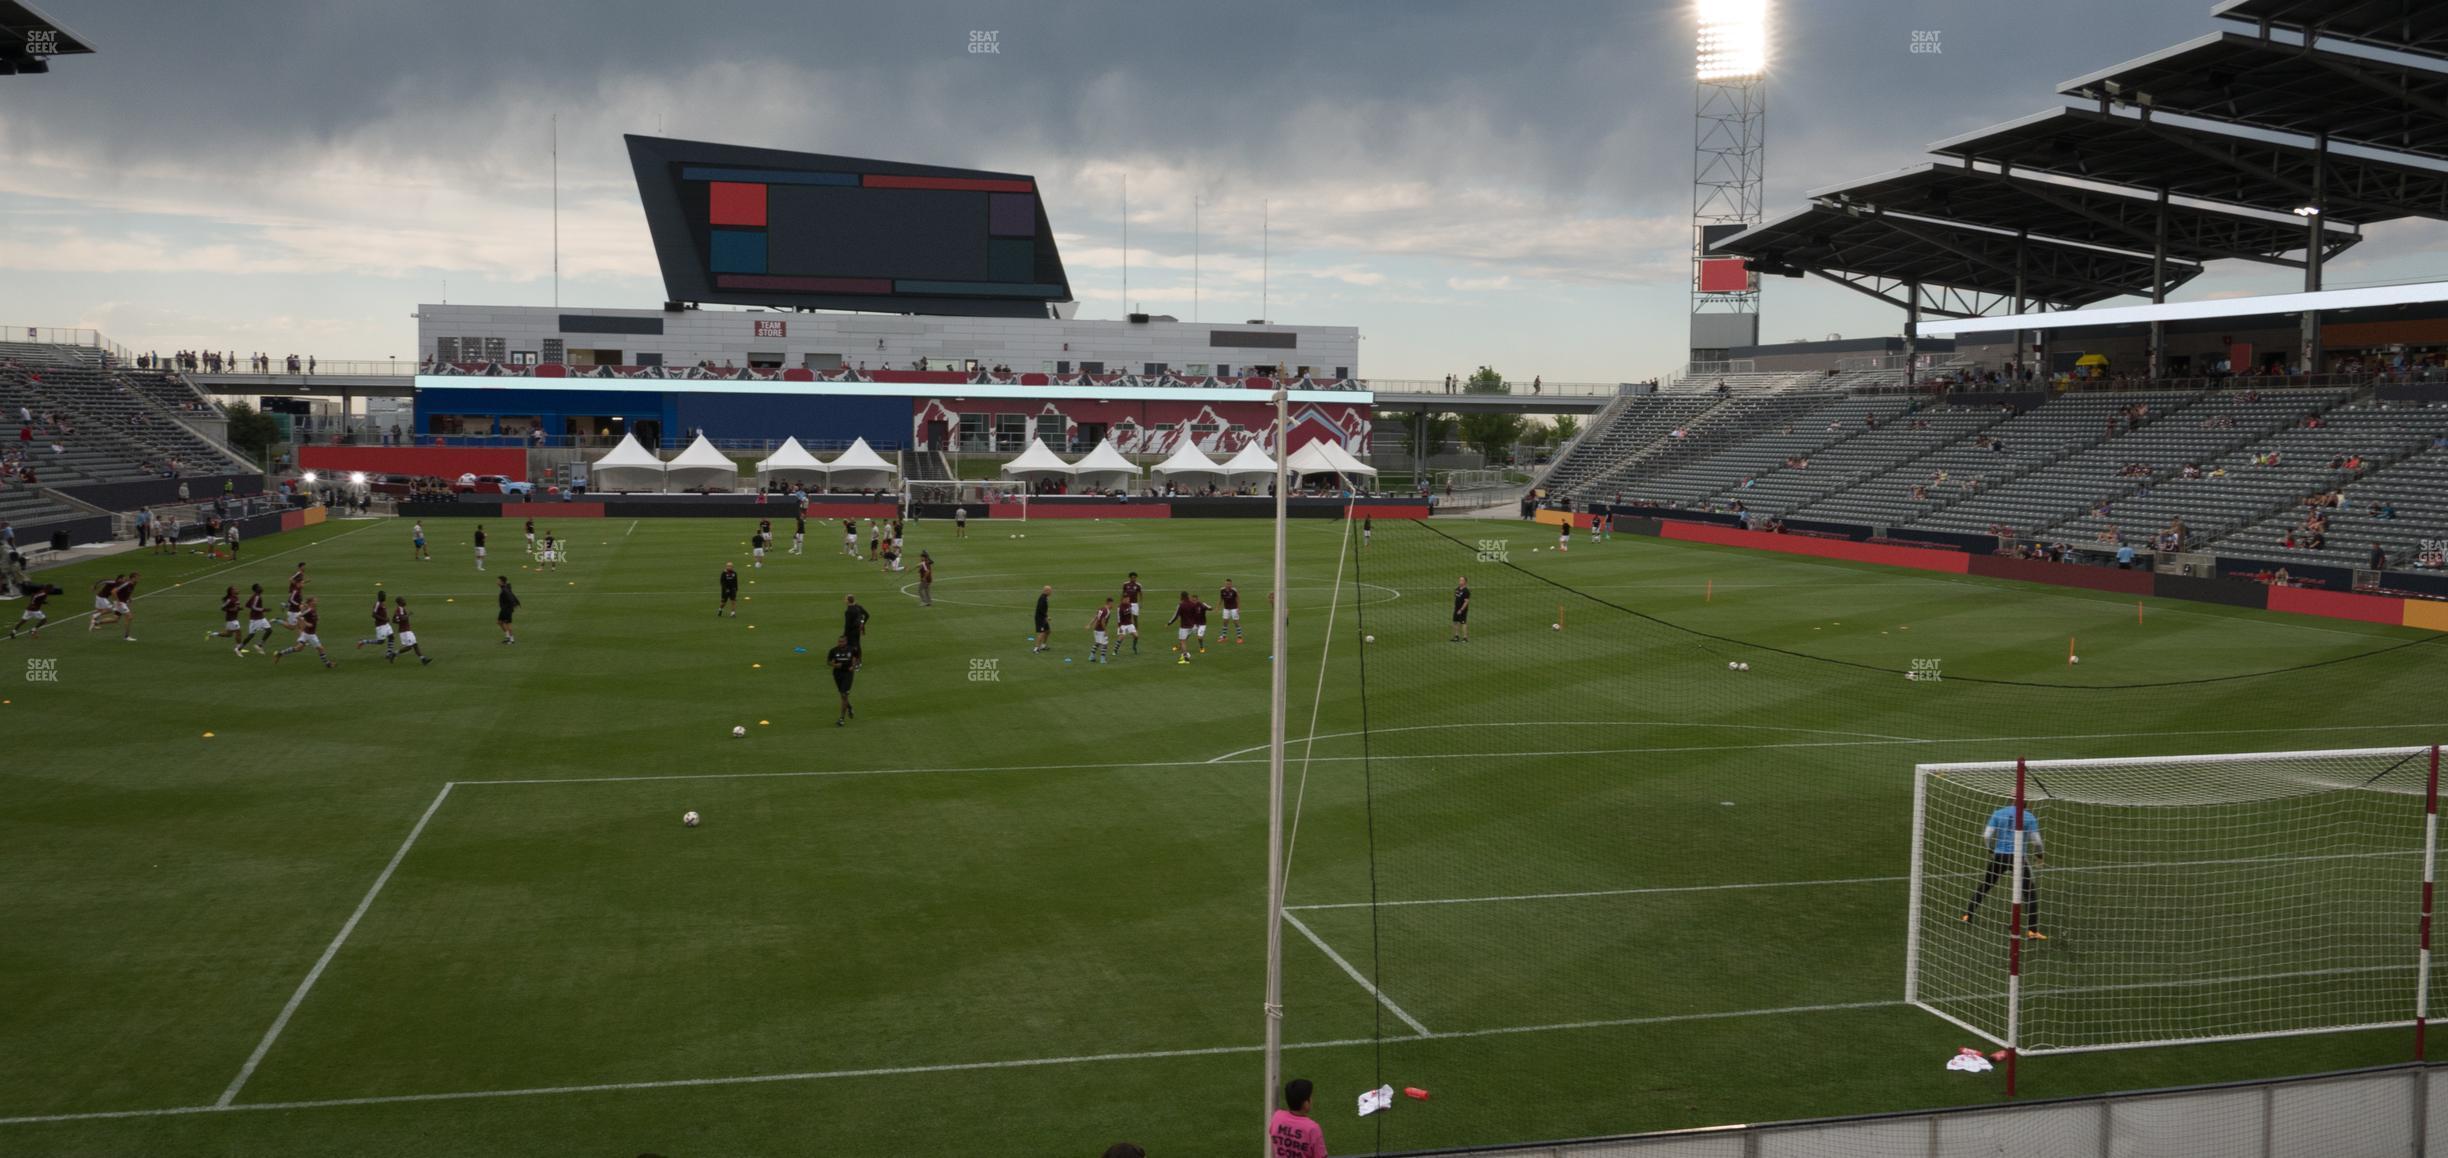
1690,0 -> 1767,370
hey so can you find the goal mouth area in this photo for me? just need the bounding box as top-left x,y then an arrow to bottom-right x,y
1915,746 -> 2441,805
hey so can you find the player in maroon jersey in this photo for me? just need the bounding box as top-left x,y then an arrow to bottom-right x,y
4,583 -> 57,639
389,596 -> 431,665
206,585 -> 244,643
1121,572 -> 1144,627
236,584 -> 272,655
1114,592 -> 1139,655
283,564 -> 308,631
1167,591 -> 1199,665
1189,591 -> 1212,654
1088,597 -> 1114,664
354,591 -> 390,652
95,572 -> 139,640
273,597 -> 336,668
1218,579 -> 1244,643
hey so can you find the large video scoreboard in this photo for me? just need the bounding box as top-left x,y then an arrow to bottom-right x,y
627,135 -> 1073,319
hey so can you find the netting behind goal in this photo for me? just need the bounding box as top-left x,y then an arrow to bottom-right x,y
1908,747 -> 2442,1057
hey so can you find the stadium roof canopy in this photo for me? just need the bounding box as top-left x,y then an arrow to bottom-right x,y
1810,162 -> 2359,269
2215,0 -> 2448,62
0,0 -> 94,74
1712,203 -> 2201,314
2060,32 -> 2448,159
1929,107 -> 2448,226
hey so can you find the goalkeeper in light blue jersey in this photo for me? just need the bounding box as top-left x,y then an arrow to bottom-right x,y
1960,803 -> 2046,940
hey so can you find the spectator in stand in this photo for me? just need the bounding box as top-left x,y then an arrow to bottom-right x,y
2371,543 -> 2389,572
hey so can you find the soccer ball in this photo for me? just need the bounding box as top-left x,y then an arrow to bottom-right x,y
731,725 -> 747,737
1551,623 -> 1561,631
2069,655 -> 2081,664
1738,662 -> 1750,671
682,811 -> 700,827
1364,634 -> 1376,643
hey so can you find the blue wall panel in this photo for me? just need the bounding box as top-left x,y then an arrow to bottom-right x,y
672,392 -> 908,448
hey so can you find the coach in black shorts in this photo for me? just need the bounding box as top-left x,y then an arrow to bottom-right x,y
1450,575 -> 1470,643
1032,584 -> 1052,653
828,634 -> 857,726
843,593 -> 869,668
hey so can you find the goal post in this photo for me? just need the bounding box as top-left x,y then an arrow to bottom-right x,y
1906,745 -> 2443,1074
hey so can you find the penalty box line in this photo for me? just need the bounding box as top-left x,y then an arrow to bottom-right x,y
0,999 -> 1905,1129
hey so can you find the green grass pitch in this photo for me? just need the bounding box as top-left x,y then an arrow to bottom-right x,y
3,512 -> 2442,1155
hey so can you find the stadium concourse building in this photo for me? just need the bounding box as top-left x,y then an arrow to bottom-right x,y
407,135 -> 1368,458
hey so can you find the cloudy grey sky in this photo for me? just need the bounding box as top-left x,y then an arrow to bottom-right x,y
4,0 -> 2442,381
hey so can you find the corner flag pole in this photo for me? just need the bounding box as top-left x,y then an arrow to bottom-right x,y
1263,389 -> 1291,1139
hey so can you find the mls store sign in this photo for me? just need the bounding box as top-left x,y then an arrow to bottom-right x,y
753,320 -> 787,338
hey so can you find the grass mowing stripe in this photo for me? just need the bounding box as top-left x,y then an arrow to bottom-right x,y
216,783 -> 456,1107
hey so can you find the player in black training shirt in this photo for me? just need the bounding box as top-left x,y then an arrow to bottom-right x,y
718,562 -> 739,617
790,513 -> 806,556
496,575 -> 520,644
1031,585 -> 1052,653
828,635 -> 857,725
473,524 -> 488,571
1451,576 -> 1471,643
842,594 -> 869,668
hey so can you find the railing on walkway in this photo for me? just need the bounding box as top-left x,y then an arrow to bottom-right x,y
1388,1061 -> 2439,1157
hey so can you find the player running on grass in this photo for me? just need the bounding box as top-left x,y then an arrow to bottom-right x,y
1960,802 -> 2046,939
272,597 -> 336,668
718,562 -> 739,617
388,596 -> 432,665
496,575 -> 520,644
206,585 -> 243,644
90,572 -> 138,640
828,634 -> 857,725
236,584 -> 272,654
354,591 -> 389,653
282,565 -> 308,632
1088,597 -> 1114,663
5,583 -> 58,639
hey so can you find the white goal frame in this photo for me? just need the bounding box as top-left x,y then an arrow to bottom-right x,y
1904,745 -> 2443,1094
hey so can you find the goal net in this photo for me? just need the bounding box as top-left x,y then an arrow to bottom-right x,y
1907,746 -> 2441,1058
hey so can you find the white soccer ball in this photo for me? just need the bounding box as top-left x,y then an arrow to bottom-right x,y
683,811 -> 700,827
1364,634 -> 1376,643
1738,662 -> 1750,671
731,725 -> 746,737
2069,655 -> 2081,664
1728,661 -> 1739,670
1551,623 -> 1561,631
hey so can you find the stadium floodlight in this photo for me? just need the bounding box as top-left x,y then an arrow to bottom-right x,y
2293,205 -> 2322,217
348,472 -> 367,485
1696,0 -> 1769,81
301,471 -> 317,484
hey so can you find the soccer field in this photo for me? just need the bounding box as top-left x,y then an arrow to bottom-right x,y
5,512 -> 2444,1156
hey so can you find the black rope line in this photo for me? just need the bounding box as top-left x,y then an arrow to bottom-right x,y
1348,508 -> 1389,1152
1406,518 -> 2448,691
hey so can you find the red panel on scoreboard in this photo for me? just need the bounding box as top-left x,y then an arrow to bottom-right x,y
1697,258 -> 1751,294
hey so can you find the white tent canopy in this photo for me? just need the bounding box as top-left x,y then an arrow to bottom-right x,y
587,432 -> 667,493
823,437 -> 899,491
1285,439 -> 1378,482
665,433 -> 741,492
753,437 -> 827,486
1070,439 -> 1142,490
1219,441 -> 1279,482
999,439 -> 1075,478
1150,441 -> 1225,486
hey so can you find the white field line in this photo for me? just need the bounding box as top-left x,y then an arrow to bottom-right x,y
1207,721 -> 2448,765
624,520 -> 637,537
1281,910 -> 1430,1038
0,997 -> 1914,1128
1291,848 -> 2420,913
214,783 -> 456,1107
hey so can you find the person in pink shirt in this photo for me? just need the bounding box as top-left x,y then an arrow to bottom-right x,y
1269,1078 -> 1326,1157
